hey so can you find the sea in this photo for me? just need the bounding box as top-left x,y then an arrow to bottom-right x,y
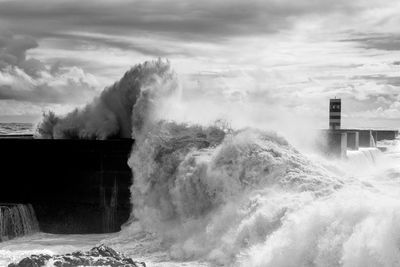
1,124 -> 400,266
2,61 -> 400,266
0,123 -> 34,136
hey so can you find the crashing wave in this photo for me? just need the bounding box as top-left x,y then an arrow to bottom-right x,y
0,204 -> 39,242
346,148 -> 382,166
37,60 -> 400,266
36,59 -> 177,139
124,119 -> 344,264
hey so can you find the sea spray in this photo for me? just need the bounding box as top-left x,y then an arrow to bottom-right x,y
240,185 -> 400,267
36,60 -> 400,266
117,62 -> 400,265
347,148 -> 382,166
125,123 -> 344,264
36,59 -> 178,139
124,122 -> 400,266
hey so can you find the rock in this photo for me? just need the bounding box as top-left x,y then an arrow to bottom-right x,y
8,245 -> 146,267
8,254 -> 52,267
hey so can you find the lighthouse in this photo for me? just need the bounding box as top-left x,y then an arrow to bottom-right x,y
321,98 -> 398,158
329,98 -> 341,130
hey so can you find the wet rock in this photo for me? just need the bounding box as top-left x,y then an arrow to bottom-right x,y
8,245 -> 146,267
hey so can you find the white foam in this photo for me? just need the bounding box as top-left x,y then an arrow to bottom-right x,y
32,60 -> 400,266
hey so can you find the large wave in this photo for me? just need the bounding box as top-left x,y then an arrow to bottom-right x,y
125,119 -> 400,266
125,120 -> 348,264
120,62 -> 400,266
38,60 -> 400,266
36,59 -> 177,139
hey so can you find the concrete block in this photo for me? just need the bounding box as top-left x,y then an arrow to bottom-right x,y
326,131 -> 347,158
375,130 -> 399,141
347,131 -> 359,150
359,131 -> 373,147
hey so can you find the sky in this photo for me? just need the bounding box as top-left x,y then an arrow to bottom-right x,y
1,0 -> 400,129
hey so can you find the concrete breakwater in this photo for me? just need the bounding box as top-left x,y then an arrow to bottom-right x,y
0,136 -> 133,234
322,98 -> 399,158
320,129 -> 399,158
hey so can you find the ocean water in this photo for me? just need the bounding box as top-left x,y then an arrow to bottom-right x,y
0,123 -> 33,135
3,61 -> 400,266
1,139 -> 400,267
0,233 -> 207,266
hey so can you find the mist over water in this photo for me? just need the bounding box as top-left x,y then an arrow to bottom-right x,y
34,60 -> 400,266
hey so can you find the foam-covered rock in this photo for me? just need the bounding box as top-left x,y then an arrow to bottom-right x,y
8,244 -> 146,267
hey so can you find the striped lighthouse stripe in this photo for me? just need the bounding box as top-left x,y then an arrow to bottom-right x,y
329,98 -> 341,129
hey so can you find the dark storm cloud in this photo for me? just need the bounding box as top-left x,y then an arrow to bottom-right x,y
0,32 -> 98,104
0,31 -> 46,76
44,32 -> 191,57
0,82 -> 92,104
344,35 -> 400,51
0,0 -> 360,43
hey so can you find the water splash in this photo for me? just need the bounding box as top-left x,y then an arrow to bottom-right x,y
0,204 -> 39,242
114,62 -> 400,265
123,123 -> 345,264
347,148 -> 382,166
36,59 -> 177,139
34,60 -> 400,266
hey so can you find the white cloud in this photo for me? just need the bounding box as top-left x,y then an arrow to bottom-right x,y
0,0 -> 400,128
0,31 -> 101,121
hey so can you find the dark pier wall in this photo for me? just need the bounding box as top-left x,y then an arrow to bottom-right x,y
0,137 -> 133,234
340,129 -> 398,145
375,130 -> 398,141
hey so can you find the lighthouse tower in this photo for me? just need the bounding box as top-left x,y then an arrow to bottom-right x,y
329,98 -> 341,130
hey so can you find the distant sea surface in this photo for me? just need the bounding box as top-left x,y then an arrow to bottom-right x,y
0,123 -> 34,135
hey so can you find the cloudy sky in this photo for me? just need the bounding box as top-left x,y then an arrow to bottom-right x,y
1,0 -> 400,129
